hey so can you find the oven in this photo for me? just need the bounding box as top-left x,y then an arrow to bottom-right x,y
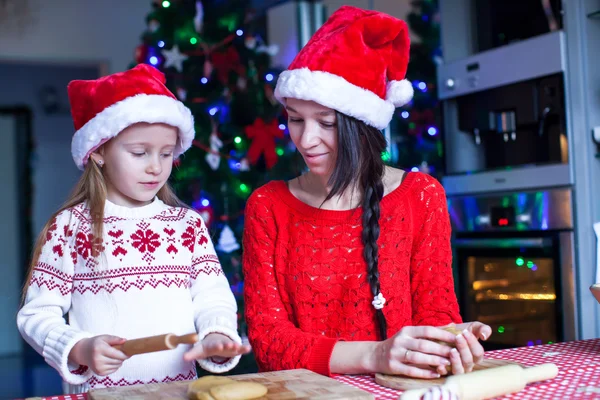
448,188 -> 577,350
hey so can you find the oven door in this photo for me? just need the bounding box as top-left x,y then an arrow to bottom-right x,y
453,231 -> 572,350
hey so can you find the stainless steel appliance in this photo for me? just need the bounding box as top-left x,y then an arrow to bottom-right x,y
448,188 -> 577,350
438,31 -> 571,196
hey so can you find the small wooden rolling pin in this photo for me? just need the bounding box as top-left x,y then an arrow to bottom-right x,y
113,333 -> 198,357
400,363 -> 558,400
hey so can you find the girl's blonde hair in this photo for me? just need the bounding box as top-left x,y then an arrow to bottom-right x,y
21,156 -> 187,303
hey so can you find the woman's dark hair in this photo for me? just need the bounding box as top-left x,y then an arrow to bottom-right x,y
323,112 -> 388,340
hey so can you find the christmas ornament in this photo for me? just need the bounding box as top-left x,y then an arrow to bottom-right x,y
196,203 -> 215,227
211,46 -> 241,83
256,44 -> 279,56
239,158 -> 250,171
135,44 -> 149,64
203,60 -> 213,77
205,121 -> 223,170
236,76 -> 247,91
244,118 -> 284,169
217,224 -> 240,253
205,132 -> 223,170
162,45 -> 188,72
176,87 -> 187,101
193,0 -> 204,33
244,36 -> 257,49
148,19 -> 160,32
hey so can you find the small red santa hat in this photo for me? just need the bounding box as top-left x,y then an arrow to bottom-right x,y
68,64 -> 194,170
275,6 -> 413,130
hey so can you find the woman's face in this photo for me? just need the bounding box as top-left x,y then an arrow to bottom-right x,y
286,98 -> 338,177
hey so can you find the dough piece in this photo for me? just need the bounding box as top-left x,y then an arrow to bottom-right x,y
438,325 -> 462,374
188,376 -> 236,399
209,382 -> 269,400
442,326 -> 462,336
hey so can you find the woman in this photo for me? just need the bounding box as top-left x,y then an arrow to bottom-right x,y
242,6 -> 491,379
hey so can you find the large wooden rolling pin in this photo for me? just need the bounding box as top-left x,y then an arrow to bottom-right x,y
113,333 -> 198,357
399,363 -> 558,400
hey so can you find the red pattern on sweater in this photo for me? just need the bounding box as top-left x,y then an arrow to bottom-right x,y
242,172 -> 462,376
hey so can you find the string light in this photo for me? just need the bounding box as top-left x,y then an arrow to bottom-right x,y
276,148 -> 284,156
401,111 -> 409,119
162,1 -> 171,8
209,107 -> 218,116
201,199 -> 210,207
234,136 -> 242,144
427,127 -> 438,136
158,41 -> 165,48
516,257 -> 525,266
278,124 -> 286,130
239,183 -> 250,194
265,74 -> 274,82
149,56 -> 159,65
190,37 -> 198,45
236,29 -> 244,36
201,77 -> 208,84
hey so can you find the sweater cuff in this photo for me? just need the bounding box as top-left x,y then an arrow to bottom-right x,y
306,336 -> 338,376
196,315 -> 243,374
43,326 -> 94,385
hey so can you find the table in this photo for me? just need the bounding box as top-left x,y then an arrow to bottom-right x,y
33,339 -> 600,400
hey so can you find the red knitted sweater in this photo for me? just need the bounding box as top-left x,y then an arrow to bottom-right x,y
242,172 -> 462,376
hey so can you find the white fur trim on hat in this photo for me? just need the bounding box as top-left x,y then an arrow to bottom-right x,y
71,94 -> 195,170
386,79 -> 414,108
274,68 -> 413,130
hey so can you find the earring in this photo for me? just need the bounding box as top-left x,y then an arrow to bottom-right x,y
97,160 -> 104,167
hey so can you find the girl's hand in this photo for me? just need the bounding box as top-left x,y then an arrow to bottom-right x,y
372,326 -> 457,379
183,333 -> 251,362
69,335 -> 129,376
440,321 -> 491,375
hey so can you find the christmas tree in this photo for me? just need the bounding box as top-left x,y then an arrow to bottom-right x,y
134,0 -> 297,373
389,0 -> 444,179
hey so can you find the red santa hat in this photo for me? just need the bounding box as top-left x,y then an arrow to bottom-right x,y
275,6 -> 413,130
68,64 -> 194,170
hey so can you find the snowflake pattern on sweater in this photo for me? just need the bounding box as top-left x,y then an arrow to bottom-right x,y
242,172 -> 462,376
18,198 -> 241,393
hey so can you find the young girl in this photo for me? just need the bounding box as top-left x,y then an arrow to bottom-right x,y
17,64 -> 250,394
243,6 -> 491,379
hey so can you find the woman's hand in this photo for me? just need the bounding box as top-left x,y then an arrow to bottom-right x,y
183,333 -> 251,362
68,335 -> 129,376
440,321 -> 491,375
372,326 -> 458,379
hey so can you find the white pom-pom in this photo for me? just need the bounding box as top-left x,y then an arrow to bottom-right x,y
372,292 -> 386,310
386,79 -> 414,107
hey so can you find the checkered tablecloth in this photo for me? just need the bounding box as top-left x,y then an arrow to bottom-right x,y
36,339 -> 600,400
334,338 -> 600,399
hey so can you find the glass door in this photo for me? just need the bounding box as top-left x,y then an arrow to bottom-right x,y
454,233 -> 562,350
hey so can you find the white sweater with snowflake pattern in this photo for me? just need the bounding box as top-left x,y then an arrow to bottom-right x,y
17,198 -> 241,394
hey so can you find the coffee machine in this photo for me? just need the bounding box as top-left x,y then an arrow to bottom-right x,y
438,31 -> 570,195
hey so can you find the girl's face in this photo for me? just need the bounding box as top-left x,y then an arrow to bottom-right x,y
93,123 -> 178,207
286,98 -> 338,177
